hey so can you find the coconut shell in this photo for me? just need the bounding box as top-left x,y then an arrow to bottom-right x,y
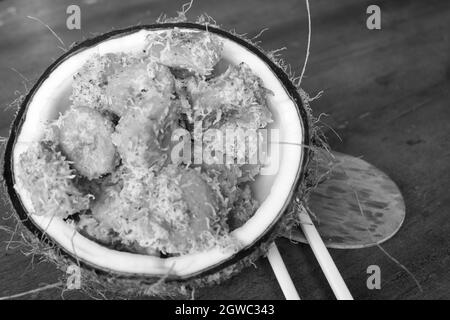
1,19 -> 322,298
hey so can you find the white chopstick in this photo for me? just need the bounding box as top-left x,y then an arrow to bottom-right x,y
298,209 -> 353,300
267,242 -> 301,300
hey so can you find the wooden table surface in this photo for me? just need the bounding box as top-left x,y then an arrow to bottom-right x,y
0,0 -> 449,300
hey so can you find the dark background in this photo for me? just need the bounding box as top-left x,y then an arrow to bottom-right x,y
0,0 -> 449,299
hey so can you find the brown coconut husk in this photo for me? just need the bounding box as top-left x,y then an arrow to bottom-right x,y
0,9 -> 329,299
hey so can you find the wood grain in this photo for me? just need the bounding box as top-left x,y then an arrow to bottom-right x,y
1,0 -> 449,299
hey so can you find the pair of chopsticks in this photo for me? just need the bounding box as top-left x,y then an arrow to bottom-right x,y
267,210 -> 353,300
